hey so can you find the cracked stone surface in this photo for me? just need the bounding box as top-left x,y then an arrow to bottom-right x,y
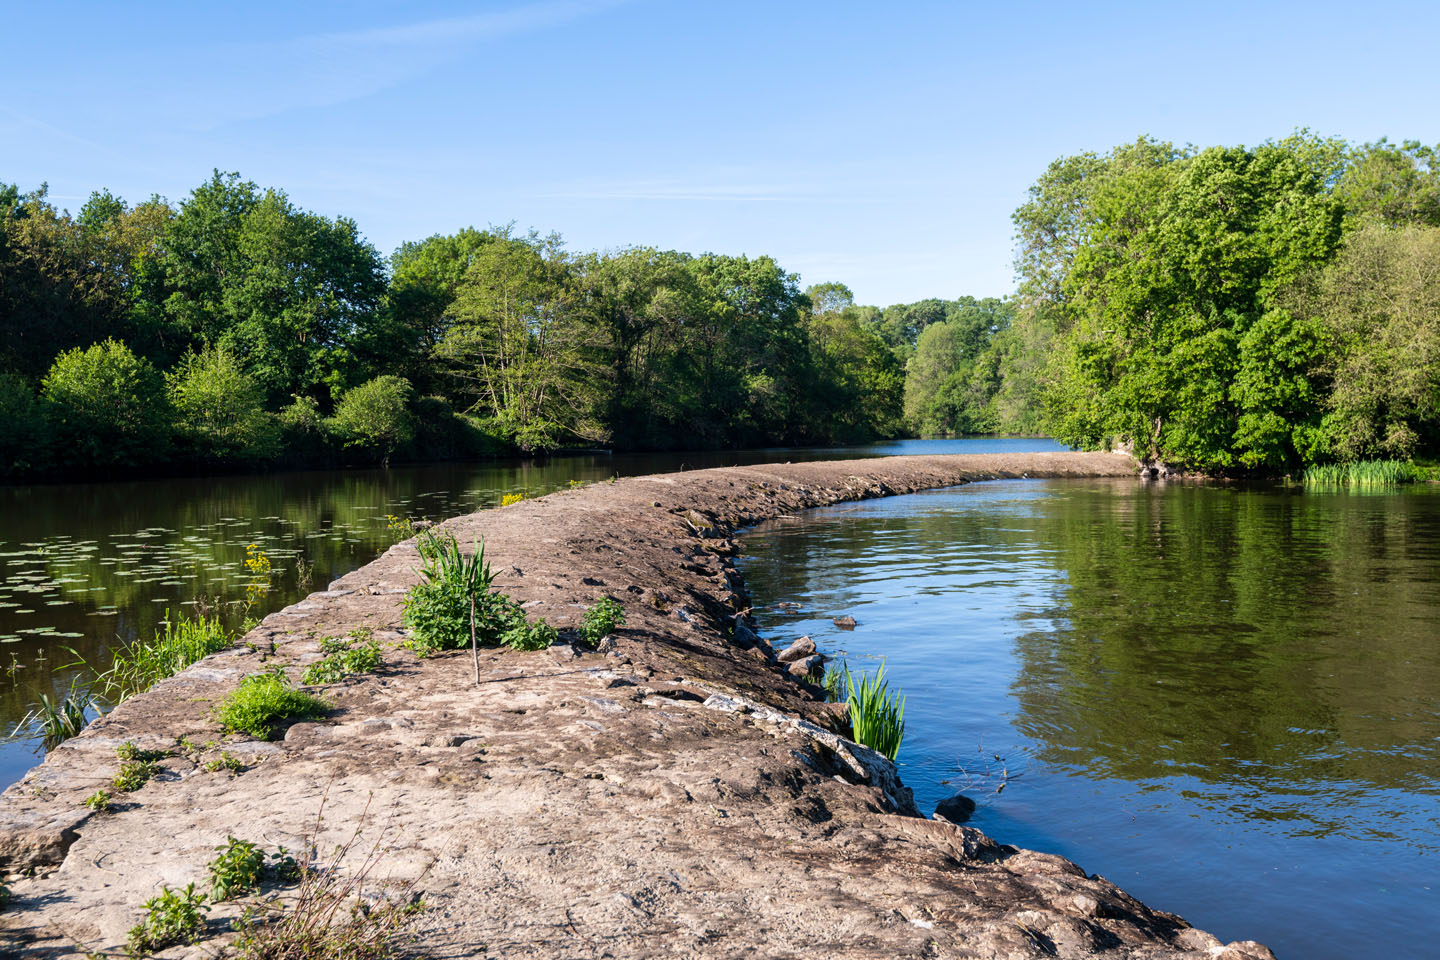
0,452 -> 1275,959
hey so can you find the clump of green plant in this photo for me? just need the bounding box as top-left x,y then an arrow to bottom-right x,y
1302,459 -> 1421,487
400,532 -> 548,657
203,751 -> 246,773
209,835 -> 266,901
116,740 -> 167,763
126,882 -> 209,955
12,678 -> 94,749
502,617 -> 558,652
92,612 -> 233,702
577,597 -> 626,649
214,669 -> 329,740
822,662 -> 847,703
302,636 -> 383,685
83,789 -> 112,813
113,759 -> 160,793
842,662 -> 906,762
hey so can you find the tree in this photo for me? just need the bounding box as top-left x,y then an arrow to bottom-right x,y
167,345 -> 278,462
332,375 -> 416,465
41,339 -> 170,468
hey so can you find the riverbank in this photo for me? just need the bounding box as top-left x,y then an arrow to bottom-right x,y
0,452 -> 1274,959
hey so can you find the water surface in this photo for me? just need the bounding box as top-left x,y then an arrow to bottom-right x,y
739,479 -> 1440,960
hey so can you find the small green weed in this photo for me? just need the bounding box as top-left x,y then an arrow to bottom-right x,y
203,751 -> 245,774
113,760 -> 159,793
208,836 -> 265,900
126,882 -> 208,956
843,662 -> 906,762
214,670 -> 329,740
116,741 -> 167,763
502,617 -> 557,651
83,789 -> 112,813
302,637 -> 383,685
578,597 -> 626,649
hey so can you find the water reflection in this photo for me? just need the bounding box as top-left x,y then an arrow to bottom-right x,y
740,479 -> 1440,960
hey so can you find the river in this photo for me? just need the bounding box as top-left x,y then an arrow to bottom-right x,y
738,478 -> 1440,960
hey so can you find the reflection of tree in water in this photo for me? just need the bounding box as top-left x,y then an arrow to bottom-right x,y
1009,483 -> 1440,795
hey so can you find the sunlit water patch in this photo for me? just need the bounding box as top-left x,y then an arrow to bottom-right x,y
739,479 -> 1440,960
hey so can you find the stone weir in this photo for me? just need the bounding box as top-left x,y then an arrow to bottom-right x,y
1,452 -> 1275,959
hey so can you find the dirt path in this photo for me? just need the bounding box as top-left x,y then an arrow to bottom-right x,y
1,452 -> 1274,959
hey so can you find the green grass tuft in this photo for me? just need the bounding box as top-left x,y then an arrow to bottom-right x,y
214,669 -> 329,740
843,662 -> 906,762
96,611 -> 233,702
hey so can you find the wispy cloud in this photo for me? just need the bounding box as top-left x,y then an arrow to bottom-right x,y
155,0 -> 630,128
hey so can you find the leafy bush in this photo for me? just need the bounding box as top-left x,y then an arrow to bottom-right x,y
843,662 -> 906,761
214,669 -> 329,740
126,882 -> 209,955
332,375 -> 415,465
167,345 -> 279,462
41,338 -> 171,468
401,531 -> 552,656
302,637 -> 382,684
578,597 -> 626,649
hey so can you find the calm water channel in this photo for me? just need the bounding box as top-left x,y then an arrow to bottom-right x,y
739,479 -> 1440,960
0,437 -> 1060,788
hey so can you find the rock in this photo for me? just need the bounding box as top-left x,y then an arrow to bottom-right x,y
832,615 -> 857,629
0,807 -> 88,870
776,636 -> 816,663
786,654 -> 826,678
934,794 -> 977,824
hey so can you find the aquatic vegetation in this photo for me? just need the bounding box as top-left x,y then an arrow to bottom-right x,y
301,636 -> 383,685
214,669 -> 328,740
577,597 -> 626,649
11,678 -> 94,748
92,612 -> 233,702
843,662 -> 906,762
1302,459 -> 1421,487
126,882 -> 209,955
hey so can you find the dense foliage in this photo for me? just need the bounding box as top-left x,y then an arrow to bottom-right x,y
2,174 -> 974,479
1013,134 -> 1440,470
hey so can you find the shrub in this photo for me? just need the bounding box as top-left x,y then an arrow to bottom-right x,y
401,533 -> 521,656
167,345 -> 279,462
126,882 -> 209,955
843,662 -> 906,762
302,637 -> 383,685
578,597 -> 626,649
332,375 -> 415,465
214,669 -> 329,740
41,338 -> 170,468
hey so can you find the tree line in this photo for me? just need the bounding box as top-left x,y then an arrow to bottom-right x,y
1008,133 -> 1440,471
0,171 -> 1021,480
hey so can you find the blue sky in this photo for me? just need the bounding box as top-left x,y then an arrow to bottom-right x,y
4,1 -> 1438,305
